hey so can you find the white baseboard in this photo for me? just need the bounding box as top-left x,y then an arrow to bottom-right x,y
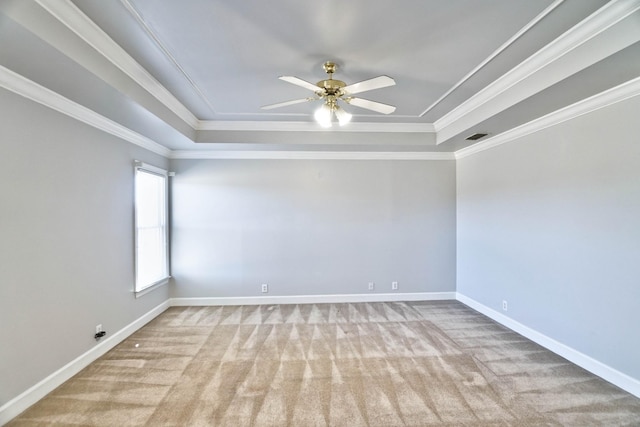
169,291 -> 456,307
0,301 -> 170,426
456,292 -> 640,399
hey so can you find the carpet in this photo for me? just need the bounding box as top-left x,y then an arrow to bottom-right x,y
8,301 -> 640,426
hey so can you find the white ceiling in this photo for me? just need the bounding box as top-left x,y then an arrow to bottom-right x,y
1,0 -> 639,154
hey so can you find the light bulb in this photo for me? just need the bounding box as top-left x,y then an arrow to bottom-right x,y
314,104 -> 332,128
334,106 -> 352,126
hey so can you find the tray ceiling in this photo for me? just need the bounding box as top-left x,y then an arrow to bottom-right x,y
1,0 -> 639,154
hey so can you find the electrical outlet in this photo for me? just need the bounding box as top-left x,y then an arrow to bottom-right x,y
94,324 -> 106,341
261,283 -> 268,293
368,282 -> 375,291
502,300 -> 508,311
392,281 -> 398,290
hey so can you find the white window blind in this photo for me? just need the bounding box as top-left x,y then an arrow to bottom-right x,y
134,162 -> 169,293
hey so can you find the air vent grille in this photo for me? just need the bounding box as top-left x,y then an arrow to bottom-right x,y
466,133 -> 488,141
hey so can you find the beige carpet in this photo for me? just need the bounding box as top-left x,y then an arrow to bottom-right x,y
8,301 -> 640,426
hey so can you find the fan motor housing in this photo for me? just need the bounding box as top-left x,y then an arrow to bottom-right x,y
316,79 -> 346,96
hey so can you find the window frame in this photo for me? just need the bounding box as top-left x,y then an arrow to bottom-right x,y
133,161 -> 170,296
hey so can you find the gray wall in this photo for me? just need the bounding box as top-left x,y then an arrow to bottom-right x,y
0,89 -> 169,406
4,74 -> 638,409
170,159 -> 456,298
456,95 -> 640,380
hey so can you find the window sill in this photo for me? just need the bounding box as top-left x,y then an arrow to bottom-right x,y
135,277 -> 170,298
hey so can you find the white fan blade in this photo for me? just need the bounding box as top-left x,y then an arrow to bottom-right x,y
261,97 -> 315,110
279,76 -> 321,92
343,75 -> 395,95
345,97 -> 396,114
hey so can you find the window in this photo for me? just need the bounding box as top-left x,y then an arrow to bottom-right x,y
134,161 -> 169,293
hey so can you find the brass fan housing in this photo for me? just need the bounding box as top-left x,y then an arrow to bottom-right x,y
316,61 -> 346,96
323,61 -> 337,75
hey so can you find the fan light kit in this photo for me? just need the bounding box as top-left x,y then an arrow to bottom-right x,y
262,61 -> 396,128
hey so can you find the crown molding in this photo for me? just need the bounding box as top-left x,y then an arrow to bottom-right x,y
419,0 -> 565,117
37,0 -> 436,135
455,75 -> 640,159
0,64 -> 445,161
119,0 -> 218,116
196,120 -> 436,133
435,0 -> 640,136
34,0 -> 200,129
25,0 -> 640,155
5,58 -> 638,164
0,65 -> 171,158
170,150 -> 454,160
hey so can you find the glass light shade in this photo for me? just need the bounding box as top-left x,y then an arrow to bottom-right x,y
334,106 -> 352,126
314,103 -> 333,128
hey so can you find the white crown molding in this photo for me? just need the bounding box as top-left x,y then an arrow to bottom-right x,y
170,150 -> 455,160
35,0 -> 439,137
5,56 -> 638,164
0,65 -> 171,158
196,120 -> 436,133
455,75 -> 640,159
119,0 -> 218,116
456,293 -> 640,398
435,0 -> 640,135
34,0 -> 200,129
419,0 -> 565,117
0,64 -> 446,161
22,0 -> 640,156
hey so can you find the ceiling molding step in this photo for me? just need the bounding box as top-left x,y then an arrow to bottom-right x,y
455,75 -> 640,159
34,0 -> 200,129
119,0 -> 218,116
419,0 -> 565,117
0,65 -> 171,158
196,120 -> 436,133
169,150 -> 454,161
435,0 -> 640,141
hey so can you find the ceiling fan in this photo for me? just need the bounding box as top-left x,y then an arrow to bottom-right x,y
261,61 -> 396,127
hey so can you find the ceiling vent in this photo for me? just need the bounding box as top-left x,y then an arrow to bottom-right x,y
465,133 -> 488,141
